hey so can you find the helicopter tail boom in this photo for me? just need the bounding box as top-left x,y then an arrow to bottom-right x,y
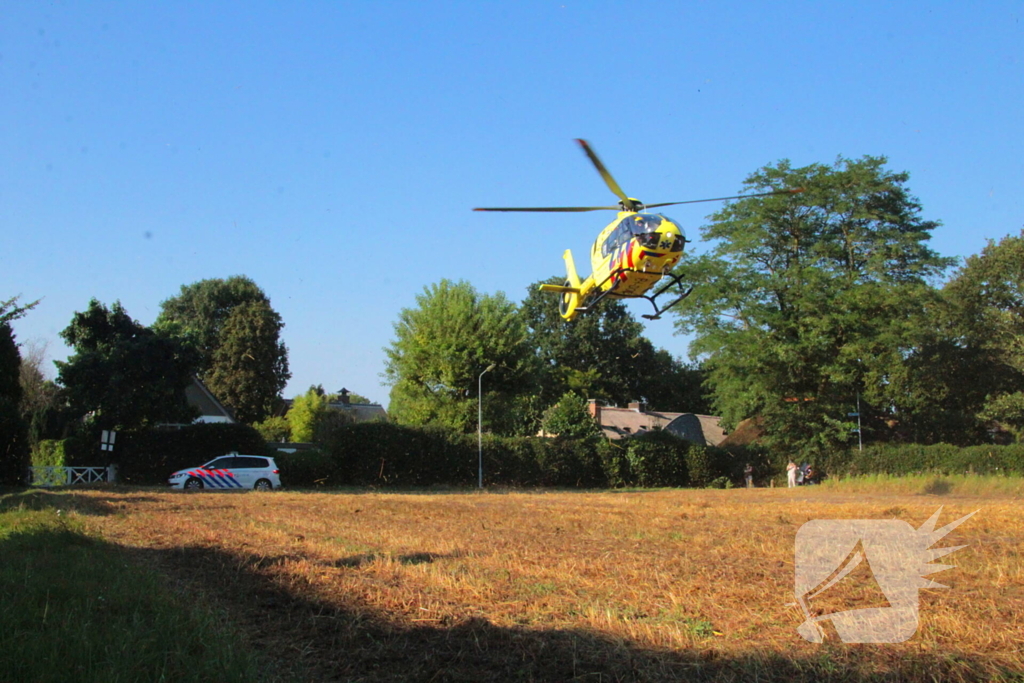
537,249 -> 592,321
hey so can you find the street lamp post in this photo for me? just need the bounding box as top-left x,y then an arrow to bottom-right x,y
478,363 -> 496,489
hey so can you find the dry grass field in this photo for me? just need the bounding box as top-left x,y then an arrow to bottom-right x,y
46,483 -> 1024,682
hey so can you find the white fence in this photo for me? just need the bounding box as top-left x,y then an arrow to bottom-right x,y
29,466 -> 114,487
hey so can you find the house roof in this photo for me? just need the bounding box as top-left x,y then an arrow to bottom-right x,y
326,401 -> 389,422
276,397 -> 388,423
664,414 -> 728,447
184,377 -> 235,424
593,404 -> 726,447
597,406 -> 682,439
717,417 -> 764,448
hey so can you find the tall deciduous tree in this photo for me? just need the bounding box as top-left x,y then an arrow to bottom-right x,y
205,300 -> 290,423
384,280 -> 533,433
944,231 -> 1024,439
19,340 -> 63,446
672,156 -> 953,456
56,300 -> 198,431
156,276 -> 290,423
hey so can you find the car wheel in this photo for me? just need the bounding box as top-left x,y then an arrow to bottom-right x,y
184,477 -> 203,491
253,479 -> 272,492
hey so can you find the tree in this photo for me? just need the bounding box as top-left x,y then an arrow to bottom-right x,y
56,300 -> 198,431
540,391 -> 602,439
286,386 -> 330,442
521,278 -> 707,412
156,276 -> 290,423
2,297 -> 39,483
0,322 -> 29,485
204,300 -> 290,423
944,231 -> 1024,439
671,156 -> 953,456
19,340 -> 63,446
384,279 -> 534,433
253,415 -> 291,443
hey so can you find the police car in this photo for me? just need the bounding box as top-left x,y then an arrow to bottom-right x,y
168,454 -> 281,491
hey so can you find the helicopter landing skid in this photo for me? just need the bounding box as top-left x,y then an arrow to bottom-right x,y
574,269 -> 693,321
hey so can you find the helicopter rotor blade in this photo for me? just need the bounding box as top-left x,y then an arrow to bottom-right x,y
575,139 -> 631,204
473,205 -> 620,213
644,188 -> 804,209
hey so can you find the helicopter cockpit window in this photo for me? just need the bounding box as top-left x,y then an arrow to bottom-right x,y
632,214 -> 664,234
602,214 -> 663,257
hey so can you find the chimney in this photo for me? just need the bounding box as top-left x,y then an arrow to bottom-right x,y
628,401 -> 646,413
339,388 -> 350,405
588,398 -> 601,423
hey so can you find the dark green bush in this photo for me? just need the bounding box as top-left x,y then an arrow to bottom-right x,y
596,439 -> 632,488
625,431 -> 689,487
535,438 -> 606,487
273,448 -> 336,488
480,435 -> 543,486
115,423 -> 269,485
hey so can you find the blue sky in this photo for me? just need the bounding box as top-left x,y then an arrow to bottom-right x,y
2,1 -> 1021,406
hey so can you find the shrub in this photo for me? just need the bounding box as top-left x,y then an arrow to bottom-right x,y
252,415 -> 290,442
30,440 -> 66,468
626,432 -> 689,487
536,438 -> 606,487
597,439 -> 632,488
480,435 -> 543,487
540,392 -> 602,440
273,448 -> 335,488
684,445 -> 712,488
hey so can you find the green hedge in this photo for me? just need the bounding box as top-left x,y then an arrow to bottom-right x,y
270,422 -> 736,489
818,442 -> 1024,478
114,424 -> 270,485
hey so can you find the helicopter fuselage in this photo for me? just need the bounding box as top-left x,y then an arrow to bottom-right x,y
540,211 -> 686,321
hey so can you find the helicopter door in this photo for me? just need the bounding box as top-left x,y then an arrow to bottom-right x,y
601,219 -> 635,257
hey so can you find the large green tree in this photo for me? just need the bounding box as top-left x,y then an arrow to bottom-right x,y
205,300 -> 290,423
156,276 -> 290,423
521,278 -> 708,412
1,297 -> 39,484
944,231 -> 1024,439
384,279 -> 534,433
671,156 -> 953,456
56,300 -> 198,431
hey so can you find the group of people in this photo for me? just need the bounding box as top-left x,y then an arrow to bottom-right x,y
786,461 -> 816,487
741,462 -> 818,488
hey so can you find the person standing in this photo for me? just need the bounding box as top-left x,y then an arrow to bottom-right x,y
744,463 -> 754,488
787,461 -> 798,488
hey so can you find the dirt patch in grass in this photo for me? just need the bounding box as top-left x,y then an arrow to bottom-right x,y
51,487 -> 1024,681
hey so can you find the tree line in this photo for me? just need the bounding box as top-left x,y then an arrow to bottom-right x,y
2,153 -> 1022,483
382,155 -> 1024,459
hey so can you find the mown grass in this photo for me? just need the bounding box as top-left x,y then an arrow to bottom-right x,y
0,489 -> 267,683
47,484 -> 1024,682
816,473 -> 1024,497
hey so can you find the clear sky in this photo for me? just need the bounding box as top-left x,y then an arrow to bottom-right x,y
3,2 -> 1022,407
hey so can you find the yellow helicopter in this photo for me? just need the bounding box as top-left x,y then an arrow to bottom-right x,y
475,139 -> 801,321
